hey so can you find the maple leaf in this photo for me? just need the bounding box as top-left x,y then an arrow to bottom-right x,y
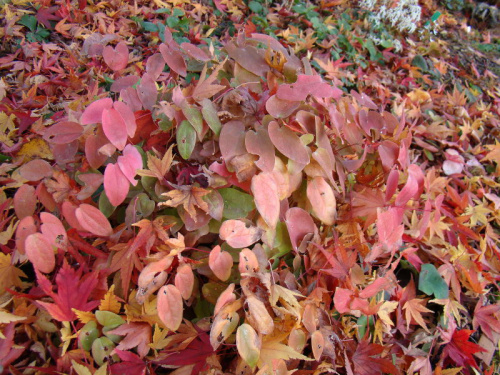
154,328 -> 215,375
108,322 -> 151,358
110,243 -> 142,296
473,298 -> 500,342
0,253 -> 26,293
35,262 -> 100,322
403,298 -> 432,333
99,285 -> 121,314
192,62 -> 226,102
110,349 -> 147,375
441,329 -> 487,369
159,185 -> 210,221
350,340 -> 398,375
44,170 -> 74,203
0,323 -> 28,370
36,6 -> 61,29
137,144 -> 174,181
257,336 -> 312,370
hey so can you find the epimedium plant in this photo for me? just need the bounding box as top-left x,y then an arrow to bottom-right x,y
4,11 -> 500,375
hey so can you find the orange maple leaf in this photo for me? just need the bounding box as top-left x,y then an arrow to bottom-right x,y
403,298 -> 432,333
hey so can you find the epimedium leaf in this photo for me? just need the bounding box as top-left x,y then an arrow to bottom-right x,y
102,41 -> 129,71
102,107 -> 128,150
13,184 -> 36,219
75,203 -> 114,237
268,121 -> 309,165
219,188 -> 255,220
236,323 -> 260,368
208,245 -> 233,281
117,144 -> 143,186
25,233 -> 55,274
418,263 -> 449,299
176,120 -> 196,160
157,284 -> 183,331
104,163 -> 130,207
81,98 -> 113,125
43,121 -> 83,144
159,43 -> 187,77
181,104 -> 203,139
201,99 -> 222,136
306,176 -> 336,225
251,172 -> 280,228
219,219 -> 262,248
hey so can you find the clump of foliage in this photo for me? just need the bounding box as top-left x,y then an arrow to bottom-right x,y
0,0 -> 499,374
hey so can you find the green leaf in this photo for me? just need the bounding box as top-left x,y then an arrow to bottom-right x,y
411,55 -> 428,72
201,99 -> 222,136
219,188 -> 255,220
176,120 -> 196,160
248,1 -> 263,14
91,337 -> 115,366
181,105 -> 203,138
18,15 -> 37,31
418,263 -> 449,299
95,310 -> 125,328
99,192 -> 116,218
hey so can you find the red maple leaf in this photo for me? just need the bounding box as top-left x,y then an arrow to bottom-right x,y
351,340 -> 399,375
110,350 -> 147,375
154,329 -> 215,375
0,323 -> 29,371
473,298 -> 500,342
442,329 -> 487,370
35,6 -> 61,29
35,261 -> 100,321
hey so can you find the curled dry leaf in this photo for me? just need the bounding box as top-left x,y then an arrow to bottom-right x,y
75,204 -> 113,237
210,310 -> 239,350
25,233 -> 55,273
219,220 -> 262,249
209,245 -> 233,281
157,284 -> 183,331
236,323 -> 261,368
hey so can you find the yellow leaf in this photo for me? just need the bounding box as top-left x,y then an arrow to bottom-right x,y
0,218 -> 17,246
72,309 -> 96,324
403,298 -> 432,333
0,310 -> 26,324
150,324 -> 170,351
441,368 -> 463,375
258,336 -> 313,370
0,253 -> 26,293
99,285 -> 121,314
17,138 -> 54,161
71,360 -> 93,375
94,364 -> 108,375
0,112 -> 16,147
61,321 -> 77,356
377,301 -> 398,328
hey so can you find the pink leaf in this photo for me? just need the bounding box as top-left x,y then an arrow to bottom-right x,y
43,121 -> 83,144
102,41 -> 129,71
113,101 -> 137,138
76,173 -> 104,201
25,233 -> 55,273
181,42 -> 210,61
136,73 -> 157,110
146,53 -> 166,80
395,164 -> 424,206
40,212 -> 67,250
175,264 -> 195,300
159,43 -> 187,77
245,128 -> 275,172
208,245 -> 233,281
15,216 -> 37,255
219,120 -> 246,162
85,126 -> 109,169
219,220 -> 262,248
110,75 -> 140,93
307,177 -> 336,225
104,163 -> 130,207
276,75 -> 341,101
157,284 -> 183,331
19,159 -> 53,181
14,184 -> 37,219
61,201 -> 86,231
251,172 -> 280,228
75,203 -> 113,237
268,121 -> 309,165
80,98 -> 113,125
117,145 -> 142,185
265,95 -> 300,118
285,207 -> 316,252
102,107 -> 128,150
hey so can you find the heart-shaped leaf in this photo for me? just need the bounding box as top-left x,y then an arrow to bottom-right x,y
117,145 -> 142,185
81,98 -> 113,125
102,41 -> 129,71
209,245 -> 233,281
43,122 -> 83,144
251,172 -> 280,228
174,263 -> 194,300
113,101 -> 137,138
236,324 -> 261,368
418,263 -> 449,299
307,176 -> 336,225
